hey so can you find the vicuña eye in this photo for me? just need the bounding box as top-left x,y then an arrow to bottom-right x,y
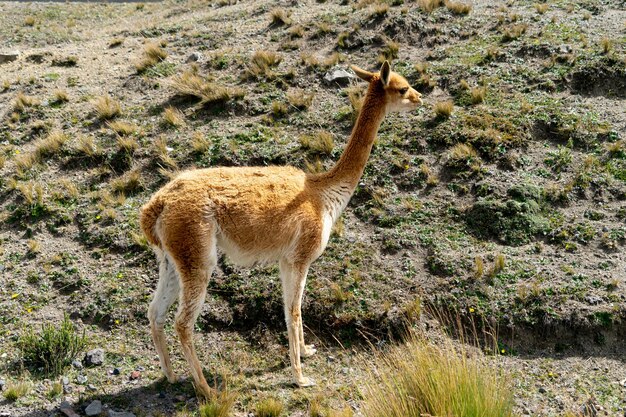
399,87 -> 408,95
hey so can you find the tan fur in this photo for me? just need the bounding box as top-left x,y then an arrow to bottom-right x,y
140,60 -> 421,398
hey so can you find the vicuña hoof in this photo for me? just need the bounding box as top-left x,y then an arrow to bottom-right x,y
301,344 -> 317,358
296,376 -> 316,388
165,373 -> 179,384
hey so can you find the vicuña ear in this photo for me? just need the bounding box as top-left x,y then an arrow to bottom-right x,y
351,65 -> 374,82
380,60 -> 391,87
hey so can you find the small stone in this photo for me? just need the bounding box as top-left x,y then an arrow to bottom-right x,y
59,401 -> 80,417
76,374 -> 88,384
129,370 -> 141,380
87,384 -> 97,391
63,384 -> 74,394
174,394 -> 186,403
62,376 -> 70,385
0,379 -> 5,391
108,410 -> 136,417
538,387 -> 547,394
186,52 -> 204,63
72,359 -> 83,369
85,400 -> 102,416
135,366 -> 145,372
323,67 -> 356,86
0,51 -> 19,65
85,349 -> 105,366
113,367 -> 121,375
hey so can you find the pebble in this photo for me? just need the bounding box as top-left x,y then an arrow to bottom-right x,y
85,400 -> 102,416
113,367 -> 121,375
72,359 -> 83,369
84,349 -> 105,366
77,374 -> 88,384
129,370 -> 141,380
63,384 -> 74,394
538,387 -> 547,394
135,366 -> 145,372
62,376 -> 70,385
174,394 -> 186,403
87,384 -> 97,391
0,379 -> 5,391
108,410 -> 136,417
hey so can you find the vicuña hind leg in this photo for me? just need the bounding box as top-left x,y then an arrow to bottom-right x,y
294,267 -> 316,358
148,252 -> 181,383
174,263 -> 214,399
280,259 -> 315,387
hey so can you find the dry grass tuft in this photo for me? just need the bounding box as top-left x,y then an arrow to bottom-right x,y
76,135 -> 102,158
136,42 -> 168,73
111,169 -> 142,195
534,3 -> 548,14
108,121 -> 139,136
245,50 -> 283,80
379,38 -> 399,62
199,390 -> 237,417
434,100 -> 454,118
24,16 -> 35,26
470,86 -> 487,104
192,132 -> 211,154
254,398 -> 284,417
445,0 -> 472,15
361,333 -> 514,417
300,130 -> 334,155
169,70 -> 240,106
600,37 -> 613,54
269,8 -> 291,26
162,107 -> 186,128
16,131 -> 68,171
371,3 -> 390,18
14,92 -> 40,113
93,95 -> 121,120
287,89 -> 314,110
501,24 -> 527,42
116,136 -> 139,154
418,0 -> 444,13
53,90 -> 69,104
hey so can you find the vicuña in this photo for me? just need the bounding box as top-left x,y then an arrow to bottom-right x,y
140,60 -> 422,398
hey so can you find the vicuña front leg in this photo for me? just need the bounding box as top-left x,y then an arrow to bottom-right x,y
293,266 -> 316,359
280,260 -> 316,387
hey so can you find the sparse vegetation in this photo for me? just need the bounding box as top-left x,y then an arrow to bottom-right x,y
254,398 -> 284,417
3,381 -> 31,402
434,100 -> 454,119
18,315 -> 86,376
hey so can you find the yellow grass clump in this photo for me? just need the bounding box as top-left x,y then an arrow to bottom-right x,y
93,95 -> 121,120
169,70 -> 241,106
434,100 -> 454,118
361,334 -> 515,417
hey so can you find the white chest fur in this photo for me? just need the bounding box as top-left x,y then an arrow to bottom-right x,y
318,183 -> 353,251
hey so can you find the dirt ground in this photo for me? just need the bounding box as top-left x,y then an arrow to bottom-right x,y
0,0 -> 625,415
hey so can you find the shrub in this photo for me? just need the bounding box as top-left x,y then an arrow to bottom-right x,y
18,315 -> 87,376
362,334 -> 515,417
169,70 -> 241,106
434,100 -> 454,119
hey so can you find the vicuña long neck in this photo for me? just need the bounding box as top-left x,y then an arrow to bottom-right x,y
318,78 -> 387,189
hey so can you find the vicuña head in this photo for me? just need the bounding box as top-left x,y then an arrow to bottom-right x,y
140,60 -> 421,399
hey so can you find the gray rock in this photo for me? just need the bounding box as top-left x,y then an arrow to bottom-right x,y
584,295 -> 602,305
63,384 -> 74,394
87,384 -> 97,391
72,359 -> 83,369
0,52 -> 19,65
108,410 -> 136,417
84,349 -> 105,366
85,400 -> 102,416
323,67 -> 356,86
59,401 -> 80,417
76,374 -> 88,384
186,52 -> 204,63
0,378 -> 5,390
62,376 -> 70,385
